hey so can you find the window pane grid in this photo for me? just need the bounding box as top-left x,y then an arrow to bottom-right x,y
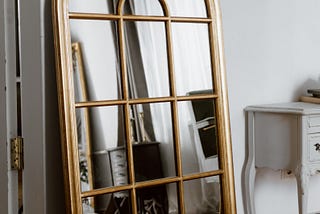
75,98 -> 221,196
68,1 -> 225,213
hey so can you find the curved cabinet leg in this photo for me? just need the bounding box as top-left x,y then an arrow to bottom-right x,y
244,161 -> 256,214
295,165 -> 309,214
244,112 -> 256,214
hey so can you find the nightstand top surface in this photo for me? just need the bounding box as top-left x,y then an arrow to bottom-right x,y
245,102 -> 320,115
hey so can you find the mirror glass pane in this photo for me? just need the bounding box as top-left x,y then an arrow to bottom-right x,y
82,183 -> 179,214
171,23 -> 213,96
70,20 -> 122,102
183,176 -> 221,214
123,0 -> 164,16
177,100 -> 219,175
124,21 -> 170,99
69,0 -> 116,14
136,182 -> 178,213
77,105 -> 127,192
82,190 -> 131,214
166,0 -> 207,17
130,103 -> 176,179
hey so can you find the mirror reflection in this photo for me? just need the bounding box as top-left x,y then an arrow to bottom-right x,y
130,103 -> 176,179
166,0 -> 208,18
82,191 -> 131,213
124,0 -> 164,16
124,21 -> 170,99
171,23 -> 214,96
76,102 -> 177,191
184,176 -> 221,213
69,0 -> 117,14
70,20 -> 121,102
69,1 -> 223,213
82,183 -> 179,214
76,105 -> 126,192
178,98 -> 220,176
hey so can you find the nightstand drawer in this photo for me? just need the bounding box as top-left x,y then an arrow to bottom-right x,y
308,116 -> 320,133
308,134 -> 320,162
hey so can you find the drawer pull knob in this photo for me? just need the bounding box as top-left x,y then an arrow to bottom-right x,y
315,143 -> 320,152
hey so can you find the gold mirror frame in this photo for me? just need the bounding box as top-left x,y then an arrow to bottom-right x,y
52,0 -> 236,213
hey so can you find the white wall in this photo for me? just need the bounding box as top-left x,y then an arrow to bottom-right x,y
221,0 -> 320,213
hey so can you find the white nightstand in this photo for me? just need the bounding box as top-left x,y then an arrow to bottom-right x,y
245,102 -> 320,214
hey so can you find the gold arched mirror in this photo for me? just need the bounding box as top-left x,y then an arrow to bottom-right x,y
52,0 -> 236,213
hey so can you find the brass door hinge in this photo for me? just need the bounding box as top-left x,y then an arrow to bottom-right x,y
11,137 -> 24,170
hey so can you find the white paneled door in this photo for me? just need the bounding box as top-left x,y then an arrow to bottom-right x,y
0,0 -> 8,213
1,0 -> 21,213
1,0 -> 65,213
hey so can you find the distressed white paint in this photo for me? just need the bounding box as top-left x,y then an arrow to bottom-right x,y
19,0 -> 45,212
4,0 -> 19,212
245,102 -> 320,214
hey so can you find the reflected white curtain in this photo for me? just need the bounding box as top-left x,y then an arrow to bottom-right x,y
131,0 -> 214,213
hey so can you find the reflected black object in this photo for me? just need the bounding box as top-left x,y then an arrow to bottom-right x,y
188,89 -> 218,158
108,142 -> 168,214
198,120 -> 217,158
188,89 -> 214,121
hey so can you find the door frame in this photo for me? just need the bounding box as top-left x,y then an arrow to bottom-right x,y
1,0 -> 20,213
0,0 -> 8,213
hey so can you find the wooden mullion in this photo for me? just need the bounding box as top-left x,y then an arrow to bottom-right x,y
161,5 -> 188,212
135,177 -> 181,189
81,184 -> 134,198
75,94 -> 217,108
81,178 -> 182,199
69,12 -> 119,21
117,1 -> 139,212
177,94 -> 218,101
182,170 -> 223,181
74,94 -> 219,108
172,16 -> 212,23
68,12 -> 212,23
